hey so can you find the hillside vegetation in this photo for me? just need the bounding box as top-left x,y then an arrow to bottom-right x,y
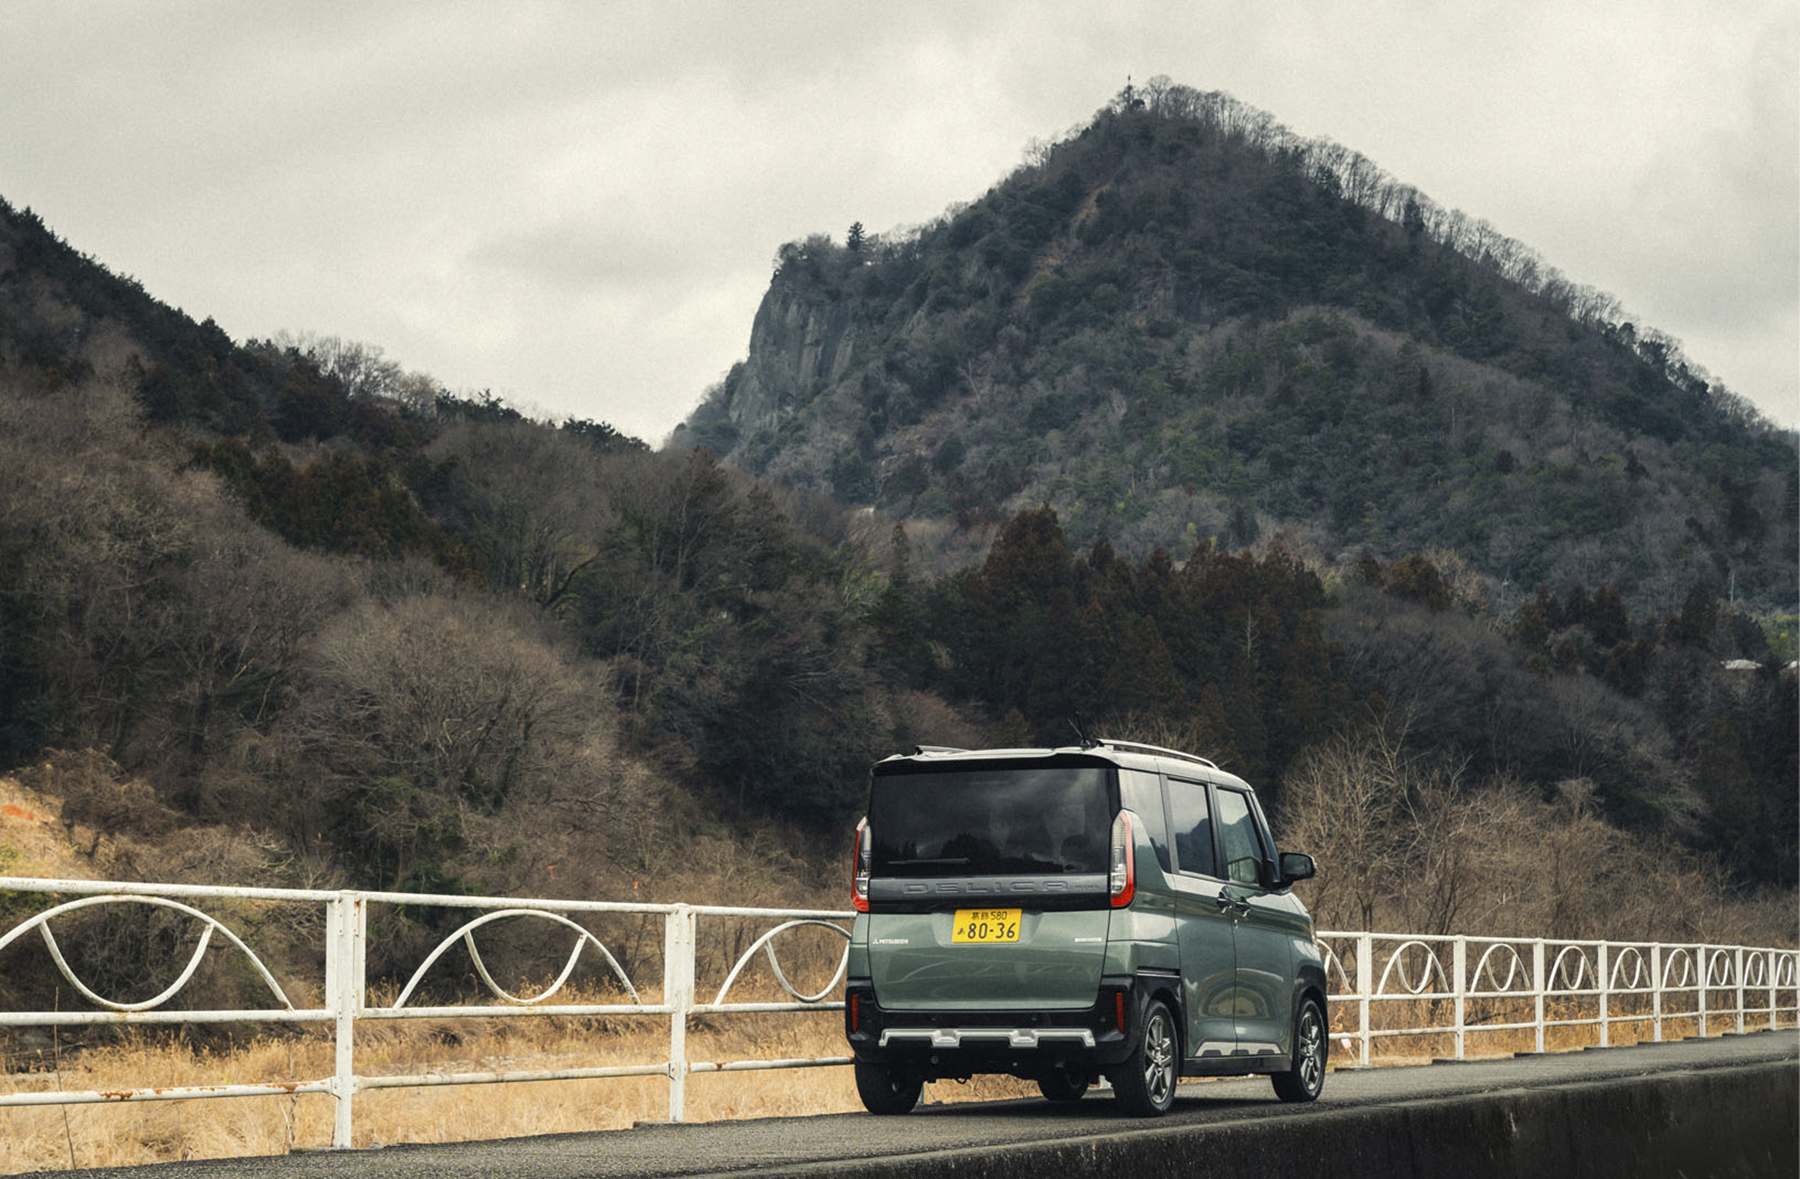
682,80 -> 1795,615
0,78 -> 1793,1035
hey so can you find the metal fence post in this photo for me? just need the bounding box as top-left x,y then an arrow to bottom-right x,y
1769,950 -> 1780,1031
1532,940 -> 1546,1054
1597,942 -> 1610,1048
1734,947 -> 1746,1034
1697,944 -> 1709,1038
1452,937 -> 1467,1060
1356,933 -> 1372,1067
664,903 -> 695,1122
325,892 -> 365,1150
1651,943 -> 1663,1042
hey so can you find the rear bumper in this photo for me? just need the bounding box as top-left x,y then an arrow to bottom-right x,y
877,1027 -> 1096,1050
844,975 -> 1144,1080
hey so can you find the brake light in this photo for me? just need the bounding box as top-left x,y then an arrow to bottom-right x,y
851,818 -> 871,913
1109,810 -> 1136,908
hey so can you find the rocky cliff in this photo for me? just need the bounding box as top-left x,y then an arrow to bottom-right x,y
725,285 -> 860,434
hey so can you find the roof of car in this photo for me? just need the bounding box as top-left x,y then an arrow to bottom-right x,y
875,740 -> 1249,786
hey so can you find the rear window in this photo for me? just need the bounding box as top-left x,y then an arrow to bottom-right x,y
868,766 -> 1113,877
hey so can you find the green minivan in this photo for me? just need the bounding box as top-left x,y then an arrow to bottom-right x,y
843,740 -> 1326,1116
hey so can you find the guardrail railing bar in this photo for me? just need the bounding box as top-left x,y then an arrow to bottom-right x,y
358,1003 -> 667,1020
0,1080 -> 338,1107
357,1063 -> 672,1091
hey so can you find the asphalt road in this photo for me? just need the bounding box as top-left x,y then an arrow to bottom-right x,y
22,1032 -> 1798,1178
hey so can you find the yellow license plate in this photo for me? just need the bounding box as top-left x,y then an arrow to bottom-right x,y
952,908 -> 1021,944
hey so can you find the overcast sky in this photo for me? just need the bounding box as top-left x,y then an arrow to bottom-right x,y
5,1 -> 1795,442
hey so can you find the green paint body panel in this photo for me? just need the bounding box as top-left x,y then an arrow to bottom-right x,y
867,908 -> 1112,1009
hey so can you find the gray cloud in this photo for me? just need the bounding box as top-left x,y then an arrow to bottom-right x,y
5,0 -> 1794,442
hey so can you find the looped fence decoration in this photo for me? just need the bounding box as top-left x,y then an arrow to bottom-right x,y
391,909 -> 643,1009
1704,948 -> 1738,989
1661,947 -> 1698,989
712,919 -> 851,1006
0,895 -> 295,1013
1548,944 -> 1595,991
1469,942 -> 1531,993
1608,946 -> 1651,990
1316,940 -> 1355,993
1374,940 -> 1449,996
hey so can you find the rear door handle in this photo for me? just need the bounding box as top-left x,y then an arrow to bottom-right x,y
1215,896 -> 1249,916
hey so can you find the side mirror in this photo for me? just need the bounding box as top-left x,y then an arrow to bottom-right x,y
1278,851 -> 1316,886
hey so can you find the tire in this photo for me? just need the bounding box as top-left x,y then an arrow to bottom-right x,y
1109,998 -> 1179,1116
854,1060 -> 923,1115
1037,1065 -> 1090,1103
1271,996 -> 1327,1103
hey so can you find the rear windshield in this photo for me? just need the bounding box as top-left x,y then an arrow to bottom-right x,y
867,766 -> 1113,877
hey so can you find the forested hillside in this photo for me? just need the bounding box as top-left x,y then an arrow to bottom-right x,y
682,80 -> 1796,616
0,70 -> 1794,1021
0,196 -> 914,916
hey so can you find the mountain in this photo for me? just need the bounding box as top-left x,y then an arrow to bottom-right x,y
680,81 -> 1797,614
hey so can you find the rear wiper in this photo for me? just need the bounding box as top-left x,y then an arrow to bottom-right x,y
888,857 -> 971,866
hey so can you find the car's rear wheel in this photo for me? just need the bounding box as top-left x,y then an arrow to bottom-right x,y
1109,998 -> 1178,1116
1271,996 -> 1327,1103
1037,1065 -> 1090,1103
854,1060 -> 923,1114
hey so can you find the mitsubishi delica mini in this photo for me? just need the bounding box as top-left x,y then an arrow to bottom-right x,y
843,740 -> 1326,1116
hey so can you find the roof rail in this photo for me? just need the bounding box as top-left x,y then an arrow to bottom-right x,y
1095,739 -> 1219,770
911,745 -> 969,755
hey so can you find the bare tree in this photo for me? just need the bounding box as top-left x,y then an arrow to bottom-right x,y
286,590 -> 601,889
430,420 -> 616,609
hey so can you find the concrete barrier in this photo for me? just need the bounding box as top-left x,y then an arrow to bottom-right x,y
784,1062 -> 1797,1179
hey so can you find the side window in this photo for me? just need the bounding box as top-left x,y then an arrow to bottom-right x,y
1167,778 -> 1216,878
1213,788 -> 1264,887
1117,768 -> 1171,874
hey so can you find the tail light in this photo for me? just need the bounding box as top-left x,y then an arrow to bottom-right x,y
1109,810 -> 1136,908
1097,980 -> 1132,1035
851,817 -> 871,913
845,984 -> 881,1038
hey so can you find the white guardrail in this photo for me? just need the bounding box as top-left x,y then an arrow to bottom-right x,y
0,876 -> 1795,1150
